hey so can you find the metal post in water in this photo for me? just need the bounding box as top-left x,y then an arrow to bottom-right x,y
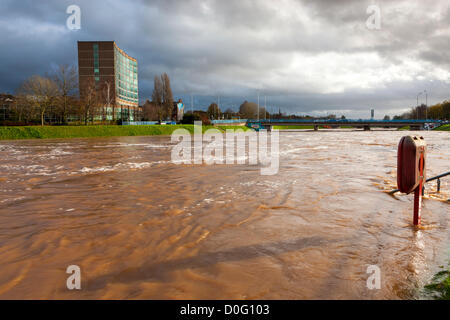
413,153 -> 425,226
397,136 -> 426,226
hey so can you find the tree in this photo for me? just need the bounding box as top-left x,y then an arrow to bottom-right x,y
383,115 -> 390,120
428,103 -> 443,120
18,75 -> 59,126
442,100 -> 450,120
53,64 -> 77,124
412,104 -> 427,119
152,76 -> 163,106
102,80 -> 114,123
12,94 -> 33,123
239,100 -> 265,119
161,73 -> 173,120
151,75 -> 163,120
142,99 -> 160,121
80,78 -> 99,125
207,103 -> 221,119
224,108 -> 234,119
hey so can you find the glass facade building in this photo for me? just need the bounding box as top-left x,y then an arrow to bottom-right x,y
114,45 -> 139,110
78,41 -> 139,121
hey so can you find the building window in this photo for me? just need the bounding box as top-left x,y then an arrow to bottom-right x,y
93,43 -> 99,83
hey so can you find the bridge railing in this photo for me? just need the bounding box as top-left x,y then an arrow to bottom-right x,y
246,119 -> 442,124
212,119 -> 248,124
122,121 -> 159,125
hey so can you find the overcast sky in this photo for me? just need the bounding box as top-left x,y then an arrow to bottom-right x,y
1,0 -> 449,118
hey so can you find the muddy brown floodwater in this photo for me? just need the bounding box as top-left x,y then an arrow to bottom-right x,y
0,130 -> 449,299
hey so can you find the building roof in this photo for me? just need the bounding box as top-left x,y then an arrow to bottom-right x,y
77,41 -> 137,62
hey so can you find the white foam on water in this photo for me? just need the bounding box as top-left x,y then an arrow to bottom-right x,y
0,196 -> 26,204
48,148 -> 73,156
76,161 -> 171,175
93,143 -> 169,148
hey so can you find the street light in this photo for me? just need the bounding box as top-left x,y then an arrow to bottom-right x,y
264,96 -> 268,120
416,92 -> 423,120
257,91 -> 260,121
424,90 -> 428,120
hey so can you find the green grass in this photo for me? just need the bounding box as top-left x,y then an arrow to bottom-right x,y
397,124 -> 449,131
424,269 -> 450,300
215,125 -> 251,132
434,124 -> 450,131
272,125 -> 315,130
0,125 -> 252,140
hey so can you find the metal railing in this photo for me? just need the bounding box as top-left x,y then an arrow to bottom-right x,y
211,119 -> 248,124
122,121 -> 159,125
389,171 -> 450,195
246,119 -> 443,124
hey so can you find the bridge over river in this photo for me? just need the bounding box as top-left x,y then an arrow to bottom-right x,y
212,119 -> 444,131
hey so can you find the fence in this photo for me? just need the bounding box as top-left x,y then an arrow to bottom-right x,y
122,121 -> 159,125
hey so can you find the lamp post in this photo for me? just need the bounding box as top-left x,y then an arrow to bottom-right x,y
257,91 -> 260,121
424,90 -> 428,120
416,92 -> 423,120
264,95 -> 267,120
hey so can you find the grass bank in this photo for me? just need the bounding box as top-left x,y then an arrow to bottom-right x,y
0,125 -> 251,140
424,269 -> 450,300
272,125 -> 315,130
398,124 -> 449,131
434,124 -> 450,131
215,126 -> 251,132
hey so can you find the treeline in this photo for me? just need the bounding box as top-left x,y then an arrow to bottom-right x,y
1,65 -> 139,126
393,101 -> 450,120
189,101 -> 340,122
2,65 -> 79,125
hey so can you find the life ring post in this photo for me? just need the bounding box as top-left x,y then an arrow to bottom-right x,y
396,136 -> 427,226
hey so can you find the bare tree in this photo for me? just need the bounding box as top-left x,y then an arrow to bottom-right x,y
80,78 -> 99,125
143,100 -> 161,121
11,94 -> 32,123
239,101 -> 265,119
18,75 -> 59,126
53,64 -> 78,124
161,73 -> 173,120
102,80 -> 114,123
152,75 -> 164,120
207,103 -> 221,119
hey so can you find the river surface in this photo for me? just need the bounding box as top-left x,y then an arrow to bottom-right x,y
0,130 -> 449,299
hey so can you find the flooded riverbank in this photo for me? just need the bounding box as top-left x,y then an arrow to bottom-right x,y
0,130 -> 448,299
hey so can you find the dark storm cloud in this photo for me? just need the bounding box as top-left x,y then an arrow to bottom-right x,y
0,0 -> 449,117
